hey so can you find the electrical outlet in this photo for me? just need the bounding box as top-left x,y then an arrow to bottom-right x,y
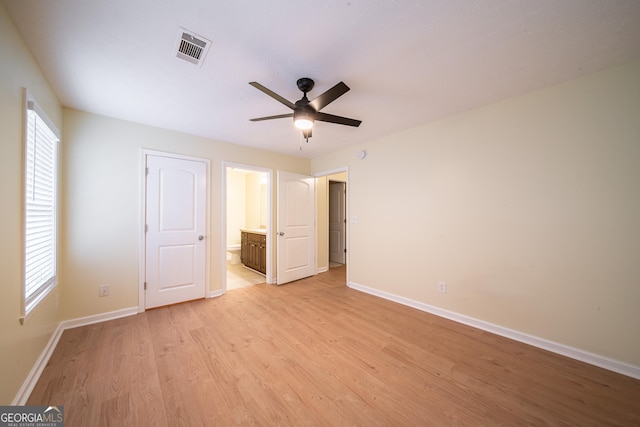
99,284 -> 110,297
438,282 -> 447,294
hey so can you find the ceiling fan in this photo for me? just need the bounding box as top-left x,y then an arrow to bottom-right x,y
249,78 -> 362,142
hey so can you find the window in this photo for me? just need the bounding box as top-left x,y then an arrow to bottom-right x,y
22,91 -> 59,323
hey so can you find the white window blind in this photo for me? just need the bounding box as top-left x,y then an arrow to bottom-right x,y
23,95 -> 59,321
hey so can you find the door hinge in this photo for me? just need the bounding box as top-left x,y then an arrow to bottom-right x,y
145,224 -> 148,233
144,282 -> 147,290
146,167 -> 149,176
344,248 -> 347,253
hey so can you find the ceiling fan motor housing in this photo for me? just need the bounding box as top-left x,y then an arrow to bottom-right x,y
296,77 -> 315,94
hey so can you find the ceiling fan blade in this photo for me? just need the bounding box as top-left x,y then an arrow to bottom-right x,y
315,112 -> 362,127
308,82 -> 350,111
249,113 -> 293,122
249,82 -> 295,110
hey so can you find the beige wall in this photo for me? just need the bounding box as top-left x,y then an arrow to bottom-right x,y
245,172 -> 267,229
61,109 -> 309,320
312,59 -> 640,367
227,169 -> 267,247
0,4 -> 63,404
227,169 -> 247,246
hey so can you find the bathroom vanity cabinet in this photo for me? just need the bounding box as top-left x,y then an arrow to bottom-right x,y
240,230 -> 266,274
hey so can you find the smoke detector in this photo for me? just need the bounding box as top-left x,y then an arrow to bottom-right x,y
174,28 -> 211,66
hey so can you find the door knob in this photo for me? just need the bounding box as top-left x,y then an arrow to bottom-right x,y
278,232 -> 284,236
198,235 -> 204,240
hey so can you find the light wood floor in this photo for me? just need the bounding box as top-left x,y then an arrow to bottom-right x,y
29,266 -> 640,426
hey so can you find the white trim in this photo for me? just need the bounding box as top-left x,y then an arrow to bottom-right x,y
317,266 -> 329,274
25,89 -> 60,140
12,323 -> 64,405
139,149 -> 211,312
21,89 -> 60,324
348,280 -> 640,380
12,307 -> 138,405
313,167 -> 349,178
138,150 -> 147,312
59,307 -> 138,331
209,289 -> 224,298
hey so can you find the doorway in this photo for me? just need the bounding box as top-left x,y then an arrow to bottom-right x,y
316,169 -> 348,278
329,180 -> 346,265
223,163 -> 272,291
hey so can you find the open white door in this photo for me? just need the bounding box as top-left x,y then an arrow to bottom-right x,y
145,154 -> 207,308
277,171 -> 315,285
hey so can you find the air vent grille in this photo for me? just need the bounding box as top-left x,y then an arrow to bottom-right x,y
175,28 -> 211,66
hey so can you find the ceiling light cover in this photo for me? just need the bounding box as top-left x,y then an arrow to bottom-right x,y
295,118 -> 313,130
294,110 -> 314,129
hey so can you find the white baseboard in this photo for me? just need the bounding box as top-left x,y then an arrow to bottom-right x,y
13,306 -> 139,405
59,307 -> 138,331
209,289 -> 224,298
12,323 -> 65,405
348,281 -> 640,380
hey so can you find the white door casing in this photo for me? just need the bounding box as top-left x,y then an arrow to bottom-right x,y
145,154 -> 207,309
329,181 -> 346,264
277,171 -> 315,285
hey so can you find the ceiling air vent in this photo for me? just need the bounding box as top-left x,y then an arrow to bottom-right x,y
175,28 -> 211,66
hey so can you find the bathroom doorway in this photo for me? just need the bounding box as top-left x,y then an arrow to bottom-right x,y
223,163 -> 272,291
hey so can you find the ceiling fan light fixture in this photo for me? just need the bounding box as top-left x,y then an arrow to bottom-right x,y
294,118 -> 313,130
293,110 -> 314,130
249,78 -> 361,145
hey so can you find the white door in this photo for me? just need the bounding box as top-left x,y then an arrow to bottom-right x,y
277,171 -> 315,285
329,181 -> 346,264
145,154 -> 207,309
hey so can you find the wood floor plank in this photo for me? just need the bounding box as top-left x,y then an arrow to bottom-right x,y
27,266 -> 640,425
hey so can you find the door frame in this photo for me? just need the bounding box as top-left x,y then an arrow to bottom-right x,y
222,161 -> 273,289
138,149 -> 211,313
314,166 -> 349,283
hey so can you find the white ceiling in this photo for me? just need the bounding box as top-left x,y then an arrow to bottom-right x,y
4,0 -> 640,159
